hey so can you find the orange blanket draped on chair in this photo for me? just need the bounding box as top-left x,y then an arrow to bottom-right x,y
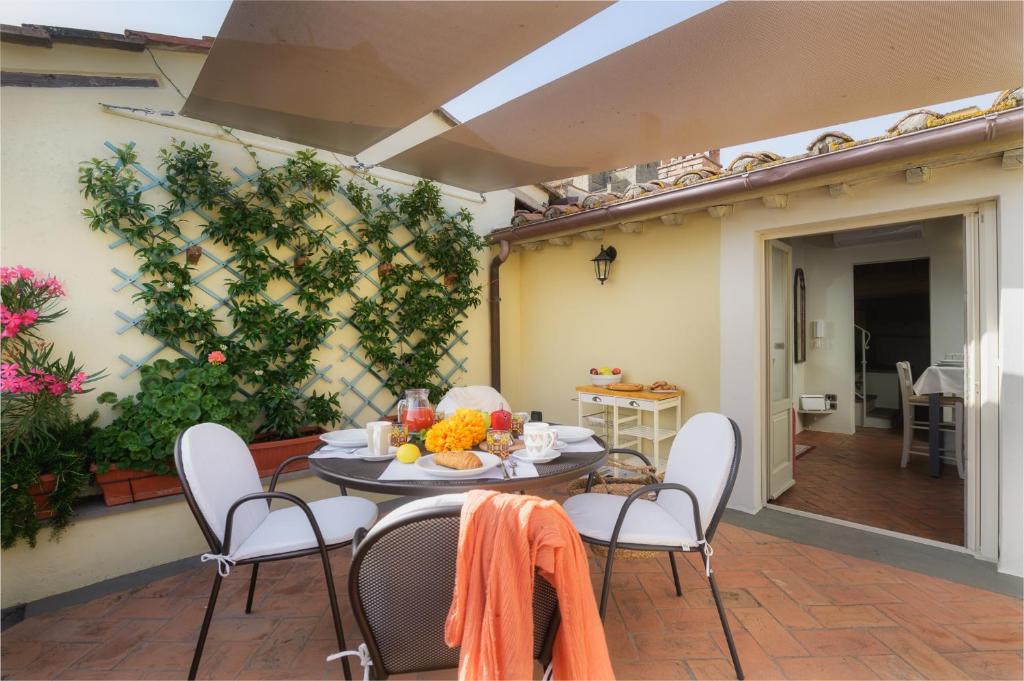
445,490 -> 615,680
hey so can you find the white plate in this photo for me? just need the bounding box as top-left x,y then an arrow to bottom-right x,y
320,429 -> 368,447
551,425 -> 594,443
353,446 -> 397,462
415,452 -> 501,478
513,449 -> 560,464
553,440 -> 567,450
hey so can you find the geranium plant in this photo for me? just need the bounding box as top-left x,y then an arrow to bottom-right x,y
93,355 -> 258,475
1,266 -> 101,548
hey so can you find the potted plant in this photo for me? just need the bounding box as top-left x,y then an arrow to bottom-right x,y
91,354 -> 259,505
1,266 -> 101,548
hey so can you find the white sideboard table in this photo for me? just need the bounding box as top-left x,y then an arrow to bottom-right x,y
575,385 -> 684,470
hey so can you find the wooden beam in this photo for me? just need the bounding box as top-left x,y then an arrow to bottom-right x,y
1,71 -> 159,88
905,166 -> 932,184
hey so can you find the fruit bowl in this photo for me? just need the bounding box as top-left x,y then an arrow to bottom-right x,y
590,374 -> 623,386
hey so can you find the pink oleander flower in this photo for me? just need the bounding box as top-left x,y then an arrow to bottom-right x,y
1,308 -> 39,338
68,371 -> 87,393
32,276 -> 65,297
207,351 -> 226,365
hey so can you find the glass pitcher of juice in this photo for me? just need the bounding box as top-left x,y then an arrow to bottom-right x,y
397,388 -> 435,433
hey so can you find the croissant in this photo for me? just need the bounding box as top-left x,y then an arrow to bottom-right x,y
435,450 -> 482,470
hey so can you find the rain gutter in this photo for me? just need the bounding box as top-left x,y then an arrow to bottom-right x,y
488,106 -> 1023,244
488,239 -> 511,391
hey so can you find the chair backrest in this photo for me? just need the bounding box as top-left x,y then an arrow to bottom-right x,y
435,385 -> 511,415
658,413 -> 742,542
175,422 -> 267,554
348,495 -> 559,678
895,361 -> 915,411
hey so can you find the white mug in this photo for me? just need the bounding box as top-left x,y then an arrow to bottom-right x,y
366,421 -> 392,456
523,422 -> 557,457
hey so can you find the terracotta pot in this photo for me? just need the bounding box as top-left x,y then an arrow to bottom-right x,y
444,272 -> 459,287
91,464 -> 183,506
247,430 -> 322,478
186,245 -> 203,265
377,261 -> 394,278
27,473 -> 57,519
294,254 -> 309,269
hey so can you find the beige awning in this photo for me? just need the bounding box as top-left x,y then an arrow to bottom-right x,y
383,1 -> 1023,192
181,1 -> 610,155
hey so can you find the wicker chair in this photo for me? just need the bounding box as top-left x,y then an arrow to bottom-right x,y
563,412 -> 745,679
344,494 -> 560,679
175,423 -> 378,680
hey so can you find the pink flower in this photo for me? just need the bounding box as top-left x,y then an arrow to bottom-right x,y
32,276 -> 65,297
68,371 -> 87,393
207,351 -> 226,365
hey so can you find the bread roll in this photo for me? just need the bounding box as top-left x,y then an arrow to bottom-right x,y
435,450 -> 482,470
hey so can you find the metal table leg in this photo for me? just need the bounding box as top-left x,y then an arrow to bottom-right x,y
928,392 -> 942,478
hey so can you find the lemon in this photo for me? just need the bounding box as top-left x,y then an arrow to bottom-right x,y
600,366 -> 612,375
396,443 -> 421,464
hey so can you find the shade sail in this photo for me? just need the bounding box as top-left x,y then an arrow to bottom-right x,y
383,1 -> 1023,192
181,1 -> 610,155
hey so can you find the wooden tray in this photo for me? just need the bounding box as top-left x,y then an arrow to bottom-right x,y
576,385 -> 683,400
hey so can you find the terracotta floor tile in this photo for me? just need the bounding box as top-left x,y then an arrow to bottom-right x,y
731,609 -> 807,657
745,584 -> 820,629
73,619 -> 169,670
947,621 -> 1024,651
777,655 -> 880,680
946,651 -> 1024,680
817,584 -> 902,606
870,628 -> 970,680
808,605 -> 895,628
876,602 -> 973,653
858,654 -> 926,680
633,631 -> 722,660
245,617 -> 319,671
113,641 -> 195,672
615,659 -> 693,680
792,628 -> 892,657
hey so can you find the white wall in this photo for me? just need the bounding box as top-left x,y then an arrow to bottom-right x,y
718,154 -> 1023,576
789,217 -> 965,434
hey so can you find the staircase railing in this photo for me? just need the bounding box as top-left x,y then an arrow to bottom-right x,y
854,324 -> 871,425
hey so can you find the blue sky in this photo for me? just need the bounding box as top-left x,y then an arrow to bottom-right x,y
0,0 -> 999,166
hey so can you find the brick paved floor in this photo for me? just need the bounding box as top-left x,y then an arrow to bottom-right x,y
3,514 -> 1020,680
773,428 -> 964,545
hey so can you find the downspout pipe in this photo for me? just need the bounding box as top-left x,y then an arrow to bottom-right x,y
489,107 -> 1023,243
489,239 -> 511,391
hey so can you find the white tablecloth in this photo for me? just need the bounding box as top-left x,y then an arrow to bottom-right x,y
913,365 -> 964,397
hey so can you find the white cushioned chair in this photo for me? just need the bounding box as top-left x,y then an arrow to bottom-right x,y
175,423 -> 377,680
435,385 -> 510,415
563,412 -> 744,680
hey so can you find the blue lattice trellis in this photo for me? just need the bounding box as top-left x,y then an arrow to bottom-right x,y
101,140 -> 472,427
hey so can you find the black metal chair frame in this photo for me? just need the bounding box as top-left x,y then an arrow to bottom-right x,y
347,502 -> 561,680
581,418 -> 745,680
174,440 -> 356,681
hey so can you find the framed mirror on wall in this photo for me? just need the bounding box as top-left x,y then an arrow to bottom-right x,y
794,268 -> 806,363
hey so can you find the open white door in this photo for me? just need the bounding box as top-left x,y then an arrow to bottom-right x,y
767,241 -> 795,499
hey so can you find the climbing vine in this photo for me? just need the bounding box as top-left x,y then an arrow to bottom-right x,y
346,176 -> 486,402
80,142 -> 356,438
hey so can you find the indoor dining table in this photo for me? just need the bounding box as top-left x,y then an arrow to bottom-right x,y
913,363 -> 964,477
308,434 -> 608,497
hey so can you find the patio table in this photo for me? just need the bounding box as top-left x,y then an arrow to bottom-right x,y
308,436 -> 607,497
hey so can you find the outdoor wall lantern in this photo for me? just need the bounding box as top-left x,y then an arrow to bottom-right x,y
591,245 -> 617,285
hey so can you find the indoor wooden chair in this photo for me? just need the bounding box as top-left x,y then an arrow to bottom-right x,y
895,361 -> 963,477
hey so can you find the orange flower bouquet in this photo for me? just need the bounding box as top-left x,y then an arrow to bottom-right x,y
424,408 -> 487,452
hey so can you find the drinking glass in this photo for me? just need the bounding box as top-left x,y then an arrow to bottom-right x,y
390,423 -> 408,447
486,428 -> 513,458
511,412 -> 529,438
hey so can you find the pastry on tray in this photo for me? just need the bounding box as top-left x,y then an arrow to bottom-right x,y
648,380 -> 679,391
607,383 -> 645,391
434,450 -> 482,470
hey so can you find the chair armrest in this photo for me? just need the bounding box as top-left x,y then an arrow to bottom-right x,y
607,448 -> 654,467
609,482 -> 705,548
585,448 -> 654,492
223,491 -> 328,556
268,455 -> 311,492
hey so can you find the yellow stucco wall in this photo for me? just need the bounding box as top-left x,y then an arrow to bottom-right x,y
501,214 -> 722,432
0,42 -> 509,607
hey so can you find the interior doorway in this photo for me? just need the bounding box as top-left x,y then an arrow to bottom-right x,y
764,215 -> 970,547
